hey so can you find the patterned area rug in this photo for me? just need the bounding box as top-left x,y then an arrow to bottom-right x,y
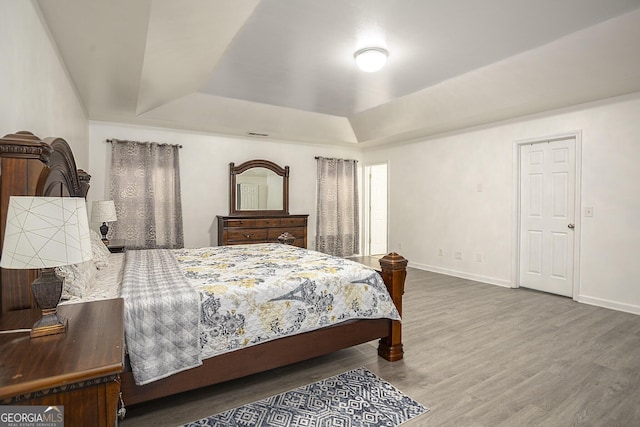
180,367 -> 428,427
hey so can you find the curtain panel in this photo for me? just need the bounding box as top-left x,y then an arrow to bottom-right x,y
315,157 -> 359,257
109,139 -> 184,249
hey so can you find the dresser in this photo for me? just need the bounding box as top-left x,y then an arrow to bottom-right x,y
217,214 -> 309,248
0,299 -> 125,427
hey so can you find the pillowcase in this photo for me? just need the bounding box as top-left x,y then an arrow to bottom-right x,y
55,260 -> 98,299
90,230 -> 111,269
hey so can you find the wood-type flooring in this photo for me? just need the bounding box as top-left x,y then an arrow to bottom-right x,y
122,268 -> 640,426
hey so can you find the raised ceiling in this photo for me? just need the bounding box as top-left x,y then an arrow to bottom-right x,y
37,0 -> 640,146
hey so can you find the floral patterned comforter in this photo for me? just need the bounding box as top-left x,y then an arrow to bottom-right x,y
172,243 -> 401,360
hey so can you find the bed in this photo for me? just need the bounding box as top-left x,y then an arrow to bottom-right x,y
0,131 -> 407,411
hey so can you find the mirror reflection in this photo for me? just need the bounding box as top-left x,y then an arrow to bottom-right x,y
236,167 -> 284,210
229,159 -> 289,216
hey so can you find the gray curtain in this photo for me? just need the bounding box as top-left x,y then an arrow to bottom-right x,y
315,157 -> 359,257
110,139 -> 184,249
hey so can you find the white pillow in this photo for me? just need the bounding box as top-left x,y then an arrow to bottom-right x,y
90,230 -> 111,269
55,260 -> 98,299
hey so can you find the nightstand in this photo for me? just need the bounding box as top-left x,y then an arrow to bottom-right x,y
0,299 -> 125,427
106,239 -> 126,253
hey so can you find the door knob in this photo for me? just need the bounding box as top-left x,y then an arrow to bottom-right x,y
568,224 -> 575,229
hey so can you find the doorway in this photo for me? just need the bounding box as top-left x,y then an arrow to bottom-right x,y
517,135 -> 580,297
364,163 -> 388,255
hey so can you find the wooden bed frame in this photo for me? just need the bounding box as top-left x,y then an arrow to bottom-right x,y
0,131 -> 407,409
0,131 -> 90,313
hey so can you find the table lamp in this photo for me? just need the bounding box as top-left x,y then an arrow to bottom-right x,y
0,196 -> 92,337
91,200 -> 117,244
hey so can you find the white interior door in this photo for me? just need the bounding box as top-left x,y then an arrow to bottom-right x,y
519,138 -> 576,297
238,183 -> 259,209
366,164 -> 388,255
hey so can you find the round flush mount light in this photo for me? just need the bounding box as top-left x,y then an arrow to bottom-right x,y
354,47 -> 388,72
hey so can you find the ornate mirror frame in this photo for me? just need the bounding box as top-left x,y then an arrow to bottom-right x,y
229,159 -> 289,216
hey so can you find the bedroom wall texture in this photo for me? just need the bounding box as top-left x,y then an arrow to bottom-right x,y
88,121 -> 362,250
364,92 -> 640,315
0,1 -> 88,168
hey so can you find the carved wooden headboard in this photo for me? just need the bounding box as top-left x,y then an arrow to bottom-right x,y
0,131 -> 90,314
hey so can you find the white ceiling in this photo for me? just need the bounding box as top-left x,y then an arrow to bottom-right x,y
37,0 -> 640,147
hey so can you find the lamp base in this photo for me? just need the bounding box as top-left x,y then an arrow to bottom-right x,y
100,222 -> 110,245
31,268 -> 67,338
31,310 -> 68,338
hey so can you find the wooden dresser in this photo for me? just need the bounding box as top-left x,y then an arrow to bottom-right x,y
217,215 -> 309,248
0,299 -> 125,427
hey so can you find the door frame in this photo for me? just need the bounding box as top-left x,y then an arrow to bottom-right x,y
362,162 -> 389,256
511,131 -> 583,299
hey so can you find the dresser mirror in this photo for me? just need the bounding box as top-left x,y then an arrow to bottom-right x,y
229,159 -> 289,216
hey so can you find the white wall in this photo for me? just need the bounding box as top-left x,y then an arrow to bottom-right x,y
0,1 -> 88,167
365,92 -> 640,314
88,121 -> 362,249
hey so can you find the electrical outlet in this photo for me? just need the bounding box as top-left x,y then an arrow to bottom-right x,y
455,251 -> 462,260
476,253 -> 482,262
398,242 -> 402,250
438,248 -> 443,256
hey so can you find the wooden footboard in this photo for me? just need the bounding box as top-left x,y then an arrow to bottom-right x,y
377,253 -> 408,361
121,252 -> 407,406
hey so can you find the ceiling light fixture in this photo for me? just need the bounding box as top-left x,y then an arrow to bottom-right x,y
354,47 -> 388,72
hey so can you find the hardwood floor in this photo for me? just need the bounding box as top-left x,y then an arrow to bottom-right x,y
121,268 -> 640,426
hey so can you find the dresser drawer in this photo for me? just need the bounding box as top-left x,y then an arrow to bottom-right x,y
280,217 -> 306,227
226,228 -> 269,241
218,215 -> 308,248
227,218 -> 282,228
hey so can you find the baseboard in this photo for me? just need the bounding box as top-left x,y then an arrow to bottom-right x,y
576,295 -> 640,316
409,263 -> 640,316
409,262 -> 512,288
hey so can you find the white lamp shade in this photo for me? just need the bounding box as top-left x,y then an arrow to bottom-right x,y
0,196 -> 92,269
354,47 -> 388,72
91,200 -> 117,223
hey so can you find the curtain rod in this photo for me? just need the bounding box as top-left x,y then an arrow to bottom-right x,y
315,156 -> 358,162
106,138 -> 182,148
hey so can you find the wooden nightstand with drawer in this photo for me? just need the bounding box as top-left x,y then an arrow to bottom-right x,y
0,299 -> 125,427
217,215 -> 308,248
106,239 -> 126,253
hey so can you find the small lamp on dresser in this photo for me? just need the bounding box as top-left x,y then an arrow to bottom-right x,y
91,200 -> 117,245
0,196 -> 92,338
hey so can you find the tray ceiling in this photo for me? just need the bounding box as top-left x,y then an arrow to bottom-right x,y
37,0 -> 640,146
